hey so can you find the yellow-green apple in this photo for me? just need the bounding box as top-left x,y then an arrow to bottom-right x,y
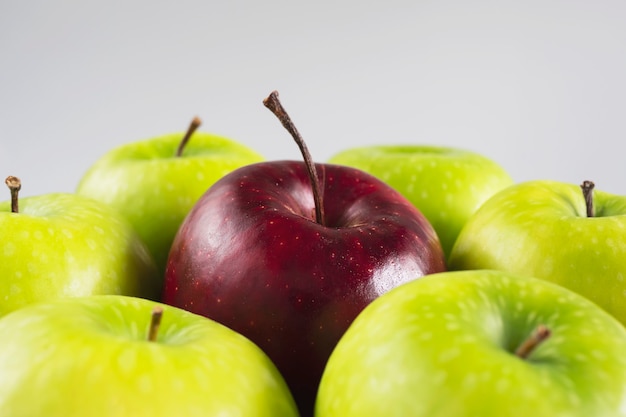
448,180 -> 626,325
329,145 -> 513,258
0,295 -> 299,417
76,117 -> 264,276
316,269 -> 626,417
0,176 -> 159,317
162,91 -> 446,416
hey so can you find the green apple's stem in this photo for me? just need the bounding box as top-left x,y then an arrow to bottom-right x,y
147,306 -> 164,342
580,180 -> 595,218
515,324 -> 551,360
175,116 -> 202,157
5,176 -> 21,213
263,90 -> 325,226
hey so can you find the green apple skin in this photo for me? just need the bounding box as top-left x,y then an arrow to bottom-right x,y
0,193 -> 160,317
448,180 -> 626,325
316,270 -> 626,417
328,145 -> 513,258
76,132 -> 264,276
0,295 -> 299,417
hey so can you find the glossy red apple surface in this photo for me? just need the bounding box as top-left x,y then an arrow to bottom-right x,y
162,91 -> 446,416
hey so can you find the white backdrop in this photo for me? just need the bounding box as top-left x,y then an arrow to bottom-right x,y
2,0 -> 625,198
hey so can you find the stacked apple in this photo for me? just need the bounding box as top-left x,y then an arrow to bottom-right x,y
0,296 -> 299,416
1,91 -> 625,417
0,175 -> 161,316
448,179 -> 626,324
329,144 -> 514,258
162,91 -> 446,414
317,270 -> 626,416
76,116 -> 265,277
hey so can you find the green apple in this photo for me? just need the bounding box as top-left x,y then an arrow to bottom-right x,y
329,145 -> 513,258
316,269 -> 626,417
76,118 -> 264,276
0,295 -> 299,417
0,176 -> 159,317
448,179 -> 626,325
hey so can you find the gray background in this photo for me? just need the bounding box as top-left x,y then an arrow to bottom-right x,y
2,1 -> 625,198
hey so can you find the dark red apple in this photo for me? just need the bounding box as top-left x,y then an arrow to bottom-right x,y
162,91 -> 446,416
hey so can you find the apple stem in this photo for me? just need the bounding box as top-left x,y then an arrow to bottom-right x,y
263,90 -> 325,225
580,180 -> 595,218
147,306 -> 164,342
515,324 -> 551,360
175,116 -> 202,157
5,176 -> 21,213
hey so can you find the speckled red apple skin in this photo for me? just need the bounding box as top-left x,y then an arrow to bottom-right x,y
163,161 -> 446,415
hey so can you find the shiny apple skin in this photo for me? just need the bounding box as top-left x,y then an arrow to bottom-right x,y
163,161 -> 446,416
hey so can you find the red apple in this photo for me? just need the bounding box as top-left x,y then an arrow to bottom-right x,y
162,91 -> 446,416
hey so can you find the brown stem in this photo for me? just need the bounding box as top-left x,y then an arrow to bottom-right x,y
263,91 -> 325,225
147,306 -> 164,342
5,176 -> 21,213
175,116 -> 202,157
515,324 -> 551,359
580,180 -> 595,218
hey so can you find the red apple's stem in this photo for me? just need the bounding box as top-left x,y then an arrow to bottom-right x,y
263,91 -> 325,225
5,176 -> 21,213
580,180 -> 595,218
515,324 -> 551,360
175,116 -> 202,157
147,306 -> 164,342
